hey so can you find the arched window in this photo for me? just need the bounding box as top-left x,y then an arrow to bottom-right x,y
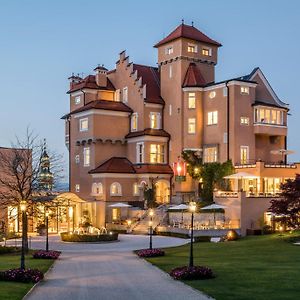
92,183 -> 103,195
110,182 -> 122,196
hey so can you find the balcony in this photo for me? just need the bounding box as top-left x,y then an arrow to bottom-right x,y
253,122 -> 287,136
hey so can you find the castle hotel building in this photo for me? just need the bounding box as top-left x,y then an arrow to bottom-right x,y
63,23 -> 296,229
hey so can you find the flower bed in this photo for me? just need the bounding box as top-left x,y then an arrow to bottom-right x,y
170,266 -> 214,280
60,232 -> 118,242
32,250 -> 61,259
136,248 -> 165,258
0,268 -> 44,283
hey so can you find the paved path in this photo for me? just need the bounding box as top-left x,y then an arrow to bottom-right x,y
7,235 -> 211,300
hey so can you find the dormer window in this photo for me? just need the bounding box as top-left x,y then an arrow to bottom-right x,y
202,47 -> 212,56
165,46 -> 173,55
74,96 -> 81,104
188,43 -> 198,53
241,86 -> 249,95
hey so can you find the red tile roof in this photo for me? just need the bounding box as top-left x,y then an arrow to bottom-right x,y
69,100 -> 133,116
134,164 -> 174,174
89,157 -> 136,174
154,24 -> 222,48
125,128 -> 170,139
133,64 -> 164,105
68,75 -> 115,93
183,63 -> 207,87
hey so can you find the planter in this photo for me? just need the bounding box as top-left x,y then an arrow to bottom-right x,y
60,232 -> 118,242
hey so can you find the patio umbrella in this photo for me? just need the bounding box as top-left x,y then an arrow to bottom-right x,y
270,149 -> 295,162
168,204 -> 189,223
108,203 -> 132,208
201,203 -> 227,225
224,172 -> 259,191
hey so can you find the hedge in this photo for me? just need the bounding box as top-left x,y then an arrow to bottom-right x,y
60,232 -> 118,242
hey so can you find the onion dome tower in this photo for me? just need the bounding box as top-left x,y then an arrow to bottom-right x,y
39,139 -> 54,191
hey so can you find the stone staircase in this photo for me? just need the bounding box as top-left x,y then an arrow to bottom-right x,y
131,205 -> 168,235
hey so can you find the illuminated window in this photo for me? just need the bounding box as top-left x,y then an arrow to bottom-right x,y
75,184 -> 80,192
202,47 -> 212,56
165,46 -> 173,54
240,117 -> 249,125
240,146 -> 249,164
150,144 -> 165,163
110,182 -> 122,196
209,91 -> 216,99
79,118 -> 88,132
136,142 -> 144,163
133,183 -> 140,196
254,108 -> 284,125
208,111 -> 218,125
188,43 -> 198,53
92,183 -> 103,195
203,147 -> 218,163
75,155 -> 80,164
112,208 -> 120,221
131,113 -> 138,131
83,147 -> 90,167
74,96 -> 81,104
241,86 -> 249,95
114,89 -> 120,101
188,118 -> 196,134
150,112 -> 161,129
188,93 -> 196,109
123,87 -> 128,103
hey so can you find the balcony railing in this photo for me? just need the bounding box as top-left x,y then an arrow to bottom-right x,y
235,160 -> 298,169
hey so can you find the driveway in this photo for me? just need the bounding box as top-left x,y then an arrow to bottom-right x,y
6,235 -> 211,300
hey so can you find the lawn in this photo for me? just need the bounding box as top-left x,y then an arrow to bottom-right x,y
0,251 -> 55,300
147,233 -> 300,300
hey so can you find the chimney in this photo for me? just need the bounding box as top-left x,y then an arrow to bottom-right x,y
94,65 -> 108,87
68,73 -> 82,89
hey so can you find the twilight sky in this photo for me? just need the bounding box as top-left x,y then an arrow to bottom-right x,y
0,0 -> 300,178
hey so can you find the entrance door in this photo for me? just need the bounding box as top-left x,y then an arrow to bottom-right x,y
155,180 -> 170,204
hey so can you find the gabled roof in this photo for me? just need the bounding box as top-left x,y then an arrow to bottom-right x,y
133,64 -> 164,105
68,75 -> 115,94
89,157 -> 136,174
125,128 -> 170,139
183,63 -> 206,87
154,23 -> 222,48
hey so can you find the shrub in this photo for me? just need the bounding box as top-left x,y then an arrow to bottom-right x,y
0,246 -> 20,255
0,268 -> 43,283
60,232 -> 118,242
170,266 -> 214,280
226,230 -> 239,241
136,248 -> 165,258
33,250 -> 61,259
194,236 -> 211,243
155,231 -> 189,239
262,225 -> 274,235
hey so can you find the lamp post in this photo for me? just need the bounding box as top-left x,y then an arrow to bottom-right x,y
45,211 -> 49,252
127,219 -> 132,234
149,209 -> 154,250
189,202 -> 196,268
20,200 -> 27,270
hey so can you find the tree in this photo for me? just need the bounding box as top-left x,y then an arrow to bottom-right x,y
143,177 -> 157,208
269,174 -> 300,229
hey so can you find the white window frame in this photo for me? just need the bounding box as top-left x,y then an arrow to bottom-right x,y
75,184 -> 80,192
74,96 -> 81,105
240,146 -> 249,164
110,182 -> 122,196
188,92 -> 196,109
188,43 -> 198,53
240,117 -> 250,125
169,104 -> 172,116
92,183 -> 103,195
131,113 -> 138,132
79,118 -> 89,132
83,147 -> 90,167
188,118 -> 196,134
223,87 -> 228,97
133,182 -> 140,196
136,142 -> 144,163
169,65 -> 173,78
207,111 -> 218,125
241,86 -> 249,95
203,147 -> 218,163
202,47 -> 212,56
165,46 -> 173,55
75,155 -> 80,164
150,112 -> 161,129
122,87 -> 128,103
150,144 -> 165,164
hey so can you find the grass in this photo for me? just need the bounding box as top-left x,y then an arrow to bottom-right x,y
147,233 -> 300,300
0,251 -> 55,300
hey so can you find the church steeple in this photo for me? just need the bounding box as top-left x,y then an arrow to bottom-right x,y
39,139 -> 54,191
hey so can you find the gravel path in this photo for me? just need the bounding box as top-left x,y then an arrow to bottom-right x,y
6,235 -> 211,300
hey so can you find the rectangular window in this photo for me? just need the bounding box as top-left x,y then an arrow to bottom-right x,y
79,118 -> 89,132
75,155 -> 80,164
241,86 -> 249,95
74,96 -> 81,104
165,46 -> 173,55
169,104 -> 172,116
169,65 -> 172,78
188,43 -> 198,53
83,147 -> 90,167
188,92 -> 196,109
136,142 -> 144,163
188,118 -> 196,134
223,87 -> 227,97
240,146 -> 249,164
207,111 -> 218,125
240,117 -> 249,125
75,184 -> 80,192
203,147 -> 218,163
150,112 -> 161,129
202,47 -> 212,56
255,108 -> 284,125
150,144 -> 165,163
131,113 -> 138,131
133,183 -> 140,196
114,89 -> 120,101
123,87 -> 128,103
